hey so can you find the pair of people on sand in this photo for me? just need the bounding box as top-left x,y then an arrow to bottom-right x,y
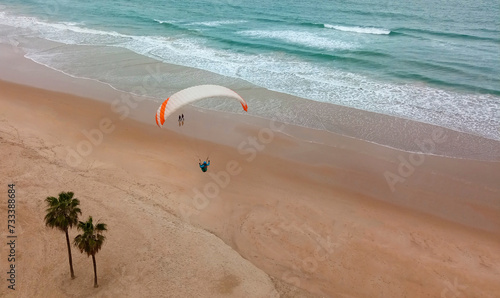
178,114 -> 185,126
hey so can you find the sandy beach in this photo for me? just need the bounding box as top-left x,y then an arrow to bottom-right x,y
1,44 -> 500,298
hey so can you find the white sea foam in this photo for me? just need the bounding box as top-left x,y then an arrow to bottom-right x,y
324,24 -> 391,35
238,30 -> 355,50
188,20 -> 247,27
0,11 -> 128,45
153,19 -> 176,25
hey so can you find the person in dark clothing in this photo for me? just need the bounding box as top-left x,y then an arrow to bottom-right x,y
199,158 -> 210,172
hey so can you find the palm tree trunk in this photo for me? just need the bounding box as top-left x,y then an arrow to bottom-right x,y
92,254 -> 98,288
65,229 -> 75,279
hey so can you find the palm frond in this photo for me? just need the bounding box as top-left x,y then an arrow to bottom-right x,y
44,191 -> 82,231
74,216 -> 107,257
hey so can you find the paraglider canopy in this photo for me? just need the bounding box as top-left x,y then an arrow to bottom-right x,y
155,85 -> 247,128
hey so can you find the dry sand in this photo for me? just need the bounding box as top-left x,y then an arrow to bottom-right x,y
0,51 -> 499,298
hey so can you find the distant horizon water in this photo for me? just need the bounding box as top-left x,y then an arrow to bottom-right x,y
0,0 -> 499,148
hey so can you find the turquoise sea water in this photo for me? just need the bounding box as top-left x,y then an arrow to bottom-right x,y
0,0 -> 499,144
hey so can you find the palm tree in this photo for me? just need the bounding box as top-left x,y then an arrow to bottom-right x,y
74,216 -> 107,288
45,191 -> 82,279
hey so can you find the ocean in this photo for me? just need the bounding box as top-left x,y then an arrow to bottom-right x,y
0,0 -> 499,156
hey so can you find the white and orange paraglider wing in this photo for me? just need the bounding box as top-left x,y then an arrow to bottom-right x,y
155,85 -> 247,128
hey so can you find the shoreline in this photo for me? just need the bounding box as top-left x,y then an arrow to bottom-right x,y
1,42 -> 499,162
